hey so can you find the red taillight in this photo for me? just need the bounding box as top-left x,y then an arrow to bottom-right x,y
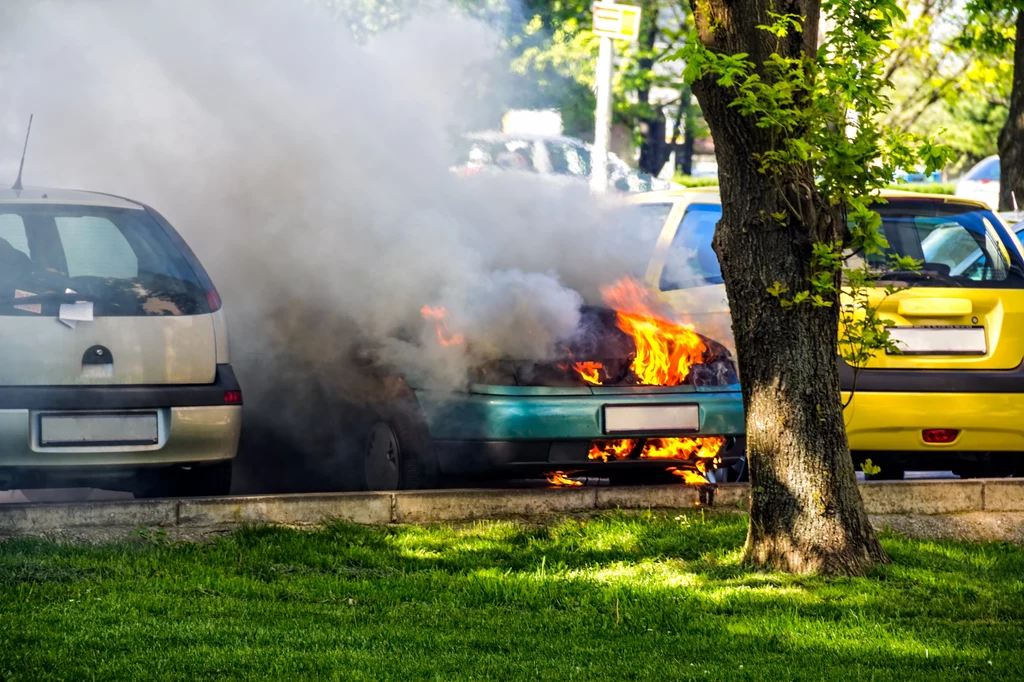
922,429 -> 959,444
206,287 -> 222,312
224,390 -> 242,404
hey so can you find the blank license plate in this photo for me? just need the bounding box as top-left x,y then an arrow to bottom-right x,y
604,404 -> 699,434
886,326 -> 987,355
40,413 -> 159,447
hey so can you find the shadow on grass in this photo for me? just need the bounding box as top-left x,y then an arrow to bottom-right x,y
0,510 -> 1022,680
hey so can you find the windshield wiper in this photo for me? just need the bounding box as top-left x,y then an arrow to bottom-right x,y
0,292 -> 94,307
876,269 -> 963,287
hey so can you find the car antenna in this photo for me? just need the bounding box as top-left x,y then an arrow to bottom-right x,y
11,114 -> 34,191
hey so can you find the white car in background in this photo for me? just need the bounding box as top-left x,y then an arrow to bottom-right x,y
454,132 -> 677,193
955,155 -> 1001,210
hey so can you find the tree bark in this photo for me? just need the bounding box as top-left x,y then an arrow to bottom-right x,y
689,0 -> 888,574
998,10 -> 1024,212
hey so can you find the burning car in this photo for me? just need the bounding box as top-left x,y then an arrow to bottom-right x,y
631,187 -> 1024,479
362,279 -> 745,490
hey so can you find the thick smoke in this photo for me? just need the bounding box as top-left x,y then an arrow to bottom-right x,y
0,0 -> 668,491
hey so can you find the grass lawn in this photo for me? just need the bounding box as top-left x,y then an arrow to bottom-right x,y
1,511 -> 1022,681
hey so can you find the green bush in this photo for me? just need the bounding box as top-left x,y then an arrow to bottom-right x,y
885,182 -> 957,195
672,174 -> 720,187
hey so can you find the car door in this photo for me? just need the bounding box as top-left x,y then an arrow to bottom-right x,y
645,196 -> 733,350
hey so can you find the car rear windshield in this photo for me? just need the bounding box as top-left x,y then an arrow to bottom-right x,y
863,201 -> 1024,288
0,204 -> 210,316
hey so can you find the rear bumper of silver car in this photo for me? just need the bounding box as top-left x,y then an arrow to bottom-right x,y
0,365 -> 242,469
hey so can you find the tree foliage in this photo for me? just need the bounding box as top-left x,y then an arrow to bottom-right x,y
883,0 -> 1016,166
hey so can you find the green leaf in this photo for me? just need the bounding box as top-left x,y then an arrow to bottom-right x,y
860,459 -> 881,476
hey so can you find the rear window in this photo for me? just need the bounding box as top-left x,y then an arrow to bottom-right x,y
863,201 -> 1024,288
963,157 -> 1000,182
0,204 -> 210,316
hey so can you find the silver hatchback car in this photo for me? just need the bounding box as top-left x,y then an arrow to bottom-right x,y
0,188 -> 241,497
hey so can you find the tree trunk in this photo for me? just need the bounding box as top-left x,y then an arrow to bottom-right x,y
690,0 -> 888,575
638,113 -> 669,175
636,0 -> 670,176
998,10 -> 1024,212
676,85 -> 696,176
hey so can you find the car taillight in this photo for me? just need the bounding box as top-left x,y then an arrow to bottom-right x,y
922,429 -> 959,444
206,287 -> 222,312
224,390 -> 242,404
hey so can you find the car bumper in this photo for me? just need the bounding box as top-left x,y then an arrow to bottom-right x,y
414,387 -> 745,475
0,365 -> 242,470
844,391 -> 1024,452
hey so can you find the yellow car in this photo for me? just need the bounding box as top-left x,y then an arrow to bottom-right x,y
626,188 -> 1024,478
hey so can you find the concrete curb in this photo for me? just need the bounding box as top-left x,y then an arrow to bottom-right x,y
0,479 -> 1022,539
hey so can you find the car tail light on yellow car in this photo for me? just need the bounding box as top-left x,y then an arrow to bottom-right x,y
922,429 -> 960,444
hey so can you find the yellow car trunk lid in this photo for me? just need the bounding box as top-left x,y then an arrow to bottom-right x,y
857,287 -> 1024,370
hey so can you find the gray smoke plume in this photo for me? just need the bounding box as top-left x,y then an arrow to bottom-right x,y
0,0 -> 667,491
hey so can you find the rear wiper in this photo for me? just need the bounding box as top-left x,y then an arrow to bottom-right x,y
0,292 -> 94,307
876,270 -> 962,287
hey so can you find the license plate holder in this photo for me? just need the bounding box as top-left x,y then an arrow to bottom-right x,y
604,404 -> 699,434
886,326 -> 987,355
39,412 -> 159,447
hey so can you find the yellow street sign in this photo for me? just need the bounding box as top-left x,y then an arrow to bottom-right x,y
592,2 -> 642,41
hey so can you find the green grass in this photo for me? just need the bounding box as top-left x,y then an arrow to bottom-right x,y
885,182 -> 957,195
1,511 -> 1022,681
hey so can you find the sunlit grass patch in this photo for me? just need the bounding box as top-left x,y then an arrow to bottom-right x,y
1,509 -> 1022,681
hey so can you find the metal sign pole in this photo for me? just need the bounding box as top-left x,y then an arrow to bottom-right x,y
591,36 -> 614,194
590,2 -> 641,194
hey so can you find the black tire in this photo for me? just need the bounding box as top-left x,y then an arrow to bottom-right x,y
712,456 -> 748,483
132,461 -> 233,498
364,408 -> 439,491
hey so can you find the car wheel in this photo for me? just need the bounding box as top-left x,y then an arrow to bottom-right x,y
364,412 -> 439,491
711,456 -> 748,483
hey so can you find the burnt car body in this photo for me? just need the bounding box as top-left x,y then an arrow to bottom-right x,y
362,307 -> 746,490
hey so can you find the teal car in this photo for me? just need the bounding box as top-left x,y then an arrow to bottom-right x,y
362,307 -> 746,490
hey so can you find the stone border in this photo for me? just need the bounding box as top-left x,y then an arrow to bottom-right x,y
0,479 -> 1021,539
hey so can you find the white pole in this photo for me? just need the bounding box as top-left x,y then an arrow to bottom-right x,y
591,35 -> 614,193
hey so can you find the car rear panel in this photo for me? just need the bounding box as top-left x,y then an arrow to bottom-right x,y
859,288 -> 1024,371
416,385 -> 744,441
844,392 -> 1024,453
0,315 -> 217,385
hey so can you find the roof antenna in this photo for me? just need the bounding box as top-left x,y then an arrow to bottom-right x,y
12,114 -> 34,191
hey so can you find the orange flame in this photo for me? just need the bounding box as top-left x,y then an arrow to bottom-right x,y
588,439 -> 637,462
573,361 -> 604,385
600,278 -> 706,386
545,471 -> 583,487
640,437 -> 725,461
421,306 -> 465,347
667,467 -> 709,484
